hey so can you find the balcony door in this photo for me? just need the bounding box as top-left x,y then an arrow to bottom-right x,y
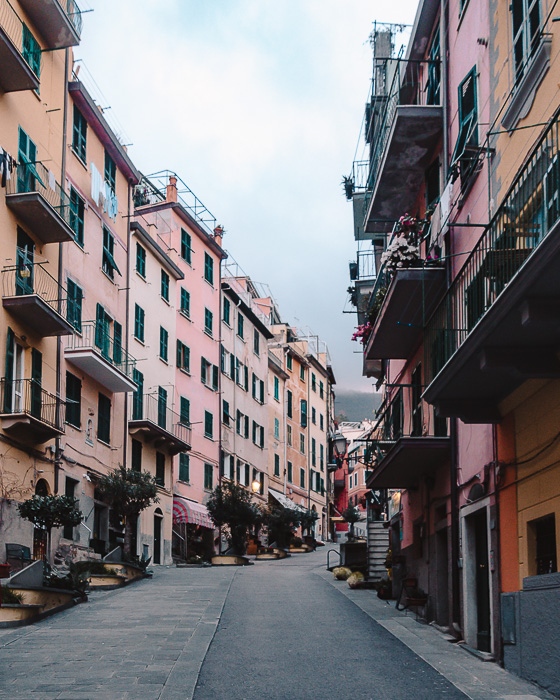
4,328 -> 24,413
15,228 -> 34,296
17,127 -> 37,194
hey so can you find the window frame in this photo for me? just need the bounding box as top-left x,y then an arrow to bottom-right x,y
97,392 -> 111,444
136,243 -> 146,278
159,326 -> 169,362
72,105 -> 87,162
69,187 -> 85,246
65,371 -> 81,428
134,304 -> 145,343
181,229 -> 192,264
204,252 -> 214,285
160,269 -> 170,302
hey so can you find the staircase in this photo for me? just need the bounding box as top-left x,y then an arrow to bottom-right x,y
367,520 -> 389,581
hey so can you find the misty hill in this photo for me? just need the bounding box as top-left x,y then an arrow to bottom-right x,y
334,390 -> 382,423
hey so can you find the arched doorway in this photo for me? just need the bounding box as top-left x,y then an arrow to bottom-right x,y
33,478 -> 49,561
153,508 -> 163,565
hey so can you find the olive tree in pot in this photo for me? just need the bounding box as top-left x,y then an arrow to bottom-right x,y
96,466 -> 159,561
18,495 -> 82,566
206,481 -> 260,555
264,505 -> 302,550
342,505 -> 361,541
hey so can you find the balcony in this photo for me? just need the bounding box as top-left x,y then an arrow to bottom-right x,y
17,0 -> 82,49
361,58 -> 442,233
129,393 -> 191,456
0,0 -> 40,92
424,112 -> 560,423
0,378 -> 63,443
365,384 -> 449,489
364,262 -> 446,361
65,322 -> 136,393
2,264 -> 74,336
6,162 -> 74,244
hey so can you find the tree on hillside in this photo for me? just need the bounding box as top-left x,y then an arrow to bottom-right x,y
18,495 -> 82,564
96,466 -> 159,558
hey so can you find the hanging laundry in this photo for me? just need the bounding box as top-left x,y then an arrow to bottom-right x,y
103,181 -> 118,222
90,161 -> 104,206
48,169 -> 56,191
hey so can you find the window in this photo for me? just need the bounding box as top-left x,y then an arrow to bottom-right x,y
97,393 -> 111,443
223,297 -> 231,325
69,188 -> 84,246
252,374 -> 264,403
311,407 -> 316,425
201,357 -> 219,390
244,464 -> 250,487
222,399 -> 231,426
204,252 -> 213,284
274,418 -> 280,440
65,372 -> 81,428
102,226 -> 120,279
177,340 -> 190,373
179,396 -> 190,426
237,313 -> 244,339
512,0 -> 541,81
529,514 -> 557,575
320,414 -> 324,431
134,305 -> 145,342
131,439 -> 142,472
300,399 -> 307,428
236,410 -> 249,438
204,308 -> 213,336
204,410 -> 213,439
178,289 -> 189,318
155,452 -> 165,487
274,454 -> 280,477
426,24 -> 441,105
287,425 -> 292,446
300,363 -> 305,381
311,373 -> 316,392
451,67 -> 478,173
287,355 -> 293,371
132,369 -> 143,420
63,477 -> 77,539
66,279 -> 83,332
287,462 -> 293,483
157,387 -> 167,429
319,381 -> 324,399
159,326 -> 168,362
72,106 -> 87,162
274,376 -> 280,401
104,151 -> 116,192
253,328 -> 260,355
204,463 -> 213,490
320,444 -> 324,470
252,422 -> 264,448
179,453 -> 190,482
311,438 -> 316,467
300,468 -> 305,489
300,433 -> 305,454
235,359 -> 249,391
287,390 -> 293,418
161,270 -> 170,301
136,243 -> 146,278
180,229 -> 192,264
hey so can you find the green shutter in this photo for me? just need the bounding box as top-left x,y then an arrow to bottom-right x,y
4,328 -> 15,413
30,348 -> 42,419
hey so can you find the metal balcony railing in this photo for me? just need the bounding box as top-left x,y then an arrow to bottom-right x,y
425,110 -> 560,384
6,161 -> 72,228
66,321 -> 136,379
130,392 -> 192,446
363,57 -> 441,218
0,0 -> 42,74
368,384 -> 447,462
0,377 -> 63,430
63,0 -> 83,37
350,250 -> 377,282
1,264 -> 69,317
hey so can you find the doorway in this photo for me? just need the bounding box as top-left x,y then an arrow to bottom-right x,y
463,504 -> 492,653
153,509 -> 163,564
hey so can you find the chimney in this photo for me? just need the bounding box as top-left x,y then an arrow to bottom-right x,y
166,176 -> 177,203
213,225 -> 224,246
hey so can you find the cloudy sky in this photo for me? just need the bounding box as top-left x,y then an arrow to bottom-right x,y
75,0 -> 419,392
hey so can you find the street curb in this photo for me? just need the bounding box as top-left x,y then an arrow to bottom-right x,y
314,566 -> 555,700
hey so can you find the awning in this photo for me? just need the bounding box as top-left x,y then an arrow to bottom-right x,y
173,497 -> 214,529
268,488 -> 307,513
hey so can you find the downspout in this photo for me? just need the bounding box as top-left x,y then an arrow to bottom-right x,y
55,47 -> 71,494
123,181 -> 132,472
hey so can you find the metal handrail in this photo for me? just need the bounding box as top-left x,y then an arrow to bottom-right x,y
0,377 -> 63,430
425,109 -> 560,384
65,321 -> 136,378
1,264 -> 69,319
6,161 -> 72,230
129,392 -> 192,446
64,0 -> 83,37
0,0 -> 42,73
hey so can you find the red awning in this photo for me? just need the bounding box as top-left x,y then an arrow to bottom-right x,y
173,497 -> 214,529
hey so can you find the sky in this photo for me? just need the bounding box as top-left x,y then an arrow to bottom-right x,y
75,0 -> 419,392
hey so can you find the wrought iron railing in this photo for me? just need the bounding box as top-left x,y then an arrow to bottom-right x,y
129,392 -> 192,446
64,0 -> 83,37
0,0 -> 42,75
0,377 -> 63,430
363,58 -> 441,219
1,264 -> 69,319
425,110 -> 560,384
6,161 -> 73,230
367,384 -> 447,464
65,321 -> 136,378
354,250 -> 376,281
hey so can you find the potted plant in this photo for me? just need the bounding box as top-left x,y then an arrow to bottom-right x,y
206,481 -> 260,561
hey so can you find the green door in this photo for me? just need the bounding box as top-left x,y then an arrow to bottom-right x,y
30,348 -> 42,419
17,127 -> 37,194
15,228 -> 34,296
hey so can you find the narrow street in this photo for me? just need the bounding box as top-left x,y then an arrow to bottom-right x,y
0,549 -> 553,700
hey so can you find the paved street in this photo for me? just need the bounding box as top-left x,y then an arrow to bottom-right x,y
0,548 -> 555,700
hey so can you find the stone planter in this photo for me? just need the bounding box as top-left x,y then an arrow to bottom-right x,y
211,555 -> 251,566
88,574 -> 128,590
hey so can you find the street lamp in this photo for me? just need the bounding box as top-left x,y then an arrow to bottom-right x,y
332,432 -> 348,458
251,477 -> 261,493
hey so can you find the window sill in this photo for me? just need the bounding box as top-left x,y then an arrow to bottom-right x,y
135,270 -> 146,282
101,268 -> 116,284
134,337 -> 145,346
501,37 -> 552,132
71,148 -> 88,170
204,330 -> 213,338
180,310 -> 191,321
65,422 -> 81,431
179,368 -> 191,376
159,357 -> 169,365
97,438 -> 111,447
204,435 -> 214,441
177,479 -> 190,485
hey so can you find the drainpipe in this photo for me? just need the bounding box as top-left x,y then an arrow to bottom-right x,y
123,181 -> 132,472
55,48 -> 71,494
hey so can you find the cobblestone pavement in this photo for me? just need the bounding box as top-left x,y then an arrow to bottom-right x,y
0,549 -> 555,700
